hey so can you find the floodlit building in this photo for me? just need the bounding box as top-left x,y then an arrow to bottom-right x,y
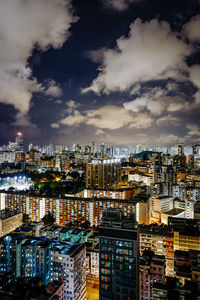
0,209 -> 22,236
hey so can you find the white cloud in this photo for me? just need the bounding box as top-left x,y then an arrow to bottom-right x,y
65,100 -> 79,113
189,64 -> 200,89
128,113 -> 153,128
83,18 -> 191,94
154,134 -> 184,145
182,15 -> 200,42
86,105 -> 134,129
124,93 -> 188,116
0,0 -> 75,116
167,101 -> 185,112
95,129 -> 104,135
193,90 -> 200,104
55,99 -> 62,104
100,0 -> 142,11
51,123 -> 60,128
66,100 -> 79,108
186,124 -> 200,136
58,104 -> 153,130
85,47 -> 107,64
156,115 -> 180,126
124,97 -> 148,113
45,80 -> 62,97
60,110 -> 85,126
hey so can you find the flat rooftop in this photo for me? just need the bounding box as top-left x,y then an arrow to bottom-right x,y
0,233 -> 84,257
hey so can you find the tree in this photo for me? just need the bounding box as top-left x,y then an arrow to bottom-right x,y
80,221 -> 90,229
41,212 -> 55,225
22,214 -> 30,223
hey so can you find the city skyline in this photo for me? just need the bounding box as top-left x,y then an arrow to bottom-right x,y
0,0 -> 200,146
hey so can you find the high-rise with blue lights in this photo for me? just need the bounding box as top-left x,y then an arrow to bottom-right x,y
0,233 -> 86,300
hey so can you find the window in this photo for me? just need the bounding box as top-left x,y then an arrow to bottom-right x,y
116,241 -> 124,247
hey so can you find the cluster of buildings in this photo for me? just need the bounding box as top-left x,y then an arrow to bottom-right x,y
0,233 -> 86,300
1,133 -> 200,175
0,137 -> 199,299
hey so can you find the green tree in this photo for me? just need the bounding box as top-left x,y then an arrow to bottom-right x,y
22,214 -> 30,223
80,221 -> 90,229
41,212 -> 55,225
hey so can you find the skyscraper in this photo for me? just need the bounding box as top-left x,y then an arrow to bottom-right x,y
86,159 -> 121,189
99,208 -> 138,300
16,132 -> 23,152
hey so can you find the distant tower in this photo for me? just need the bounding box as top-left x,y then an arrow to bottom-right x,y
178,144 -> 186,167
16,132 -> 23,152
178,144 -> 184,157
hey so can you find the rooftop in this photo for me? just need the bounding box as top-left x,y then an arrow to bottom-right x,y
0,233 -> 84,257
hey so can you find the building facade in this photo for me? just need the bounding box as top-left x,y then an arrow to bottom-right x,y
99,209 -> 138,300
0,233 -> 86,300
0,192 -> 137,226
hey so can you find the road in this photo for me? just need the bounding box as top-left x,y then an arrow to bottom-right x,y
85,277 -> 99,300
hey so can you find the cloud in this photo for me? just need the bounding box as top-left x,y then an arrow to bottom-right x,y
124,93 -> 188,116
60,110 -> 85,126
153,134 -> 184,145
10,114 -> 41,139
84,47 -> 107,64
58,104 -> 153,130
45,80 -> 62,97
65,100 -> 79,113
55,99 -> 62,104
82,18 -> 191,94
86,105 -> 134,129
66,100 -> 79,109
189,64 -> 200,89
95,129 -> 104,135
128,113 -> 153,128
182,15 -> 200,42
186,124 -> 200,136
0,0 -> 75,116
100,0 -> 143,11
51,123 -> 60,129
156,115 -> 180,126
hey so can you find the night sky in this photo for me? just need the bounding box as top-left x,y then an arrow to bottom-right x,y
0,0 -> 200,146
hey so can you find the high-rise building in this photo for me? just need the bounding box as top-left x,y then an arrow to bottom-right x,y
152,277 -> 199,299
178,144 -> 184,157
139,224 -> 174,277
168,218 -> 200,252
0,191 -> 137,227
0,233 -> 86,300
86,159 -> 121,189
139,250 -> 165,300
99,208 -> 138,300
16,132 -> 23,152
